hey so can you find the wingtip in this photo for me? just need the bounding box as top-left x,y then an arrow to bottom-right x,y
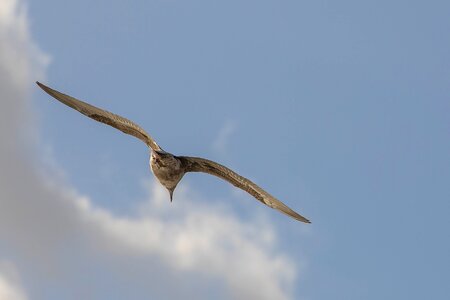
282,209 -> 311,223
36,81 -> 47,90
288,209 -> 311,224
36,81 -> 57,96
298,216 -> 311,224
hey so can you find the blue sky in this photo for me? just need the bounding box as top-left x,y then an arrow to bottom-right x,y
0,0 -> 449,299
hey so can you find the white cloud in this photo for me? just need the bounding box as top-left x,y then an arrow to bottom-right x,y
0,1 -> 300,299
0,262 -> 28,300
67,181 -> 295,299
0,0 -> 49,91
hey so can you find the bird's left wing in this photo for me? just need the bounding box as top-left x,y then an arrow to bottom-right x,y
36,82 -> 162,151
178,156 -> 311,223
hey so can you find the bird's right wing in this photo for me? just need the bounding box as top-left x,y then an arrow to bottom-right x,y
179,156 -> 311,223
36,82 -> 162,151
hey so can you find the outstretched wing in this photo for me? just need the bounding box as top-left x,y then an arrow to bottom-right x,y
179,156 -> 311,223
36,82 -> 161,151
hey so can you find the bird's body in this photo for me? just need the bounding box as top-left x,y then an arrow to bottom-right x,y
150,150 -> 184,199
36,81 -> 311,223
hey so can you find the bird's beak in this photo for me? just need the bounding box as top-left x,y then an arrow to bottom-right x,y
169,189 -> 174,202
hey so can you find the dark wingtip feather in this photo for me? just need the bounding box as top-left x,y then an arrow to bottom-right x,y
294,214 -> 311,224
36,81 -> 53,94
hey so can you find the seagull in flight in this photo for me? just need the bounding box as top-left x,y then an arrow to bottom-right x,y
36,82 -> 311,223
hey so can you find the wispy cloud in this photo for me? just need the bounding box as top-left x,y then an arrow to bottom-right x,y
0,1 -> 299,299
211,120 -> 238,157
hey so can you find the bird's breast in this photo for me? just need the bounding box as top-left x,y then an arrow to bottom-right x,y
150,156 -> 184,189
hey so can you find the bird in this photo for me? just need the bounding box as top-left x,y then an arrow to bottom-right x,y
36,81 -> 311,223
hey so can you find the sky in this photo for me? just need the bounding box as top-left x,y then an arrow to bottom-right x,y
0,0 -> 449,299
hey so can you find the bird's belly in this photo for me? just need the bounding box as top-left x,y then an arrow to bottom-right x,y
151,163 -> 184,189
